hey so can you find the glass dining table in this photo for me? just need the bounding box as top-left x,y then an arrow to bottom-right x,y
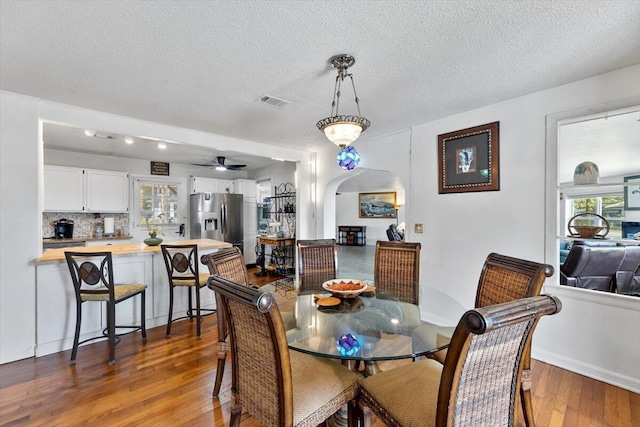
263,278 -> 467,377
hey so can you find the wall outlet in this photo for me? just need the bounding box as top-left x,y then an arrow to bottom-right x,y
415,223 -> 423,233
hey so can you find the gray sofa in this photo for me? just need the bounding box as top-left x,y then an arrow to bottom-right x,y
560,243 -> 640,296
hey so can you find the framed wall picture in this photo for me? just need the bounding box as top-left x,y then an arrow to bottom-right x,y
438,121 -> 500,194
359,192 -> 397,218
624,174 -> 640,210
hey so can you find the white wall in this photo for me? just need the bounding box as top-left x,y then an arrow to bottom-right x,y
0,92 -> 310,363
315,65 -> 640,392
0,92 -> 40,363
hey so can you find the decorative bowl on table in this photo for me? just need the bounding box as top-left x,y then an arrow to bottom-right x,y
322,279 -> 367,299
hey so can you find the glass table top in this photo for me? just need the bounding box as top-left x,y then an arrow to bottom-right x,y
264,280 -> 463,362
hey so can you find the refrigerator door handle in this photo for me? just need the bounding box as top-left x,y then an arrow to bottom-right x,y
221,203 -> 227,235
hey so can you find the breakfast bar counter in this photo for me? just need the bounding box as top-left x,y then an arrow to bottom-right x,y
35,238 -> 232,265
35,239 -> 232,357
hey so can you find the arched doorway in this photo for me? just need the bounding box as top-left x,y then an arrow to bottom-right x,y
323,168 -> 407,245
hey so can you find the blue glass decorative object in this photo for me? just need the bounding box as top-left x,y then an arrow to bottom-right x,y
336,146 -> 361,170
336,333 -> 361,356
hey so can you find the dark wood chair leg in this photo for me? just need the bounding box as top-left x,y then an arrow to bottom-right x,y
195,285 -> 202,339
70,299 -> 82,365
166,285 -> 174,337
187,287 -> 193,319
230,401 -> 242,427
107,302 -> 116,365
521,347 -> 536,427
348,399 -> 361,427
141,290 -> 147,340
212,351 -> 226,398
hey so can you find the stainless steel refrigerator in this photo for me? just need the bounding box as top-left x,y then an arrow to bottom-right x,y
190,192 -> 244,253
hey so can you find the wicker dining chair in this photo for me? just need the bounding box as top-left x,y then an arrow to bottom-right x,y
200,246 -> 251,398
374,241 -> 421,304
64,251 -> 147,365
297,239 -> 338,293
208,275 -> 362,427
160,244 -> 213,340
358,295 -> 562,427
428,252 -> 554,427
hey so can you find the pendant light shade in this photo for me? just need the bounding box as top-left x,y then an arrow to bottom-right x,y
316,54 -> 370,147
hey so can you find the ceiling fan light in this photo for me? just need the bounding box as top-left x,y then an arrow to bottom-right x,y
158,141 -> 167,149
215,165 -> 227,171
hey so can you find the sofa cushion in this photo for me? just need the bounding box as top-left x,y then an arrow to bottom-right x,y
560,246 -> 626,292
614,246 -> 640,295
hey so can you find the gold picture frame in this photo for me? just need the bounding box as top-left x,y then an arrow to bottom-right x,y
438,121 -> 500,194
359,192 -> 397,219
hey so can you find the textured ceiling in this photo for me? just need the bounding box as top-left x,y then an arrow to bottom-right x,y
2,0 -> 639,156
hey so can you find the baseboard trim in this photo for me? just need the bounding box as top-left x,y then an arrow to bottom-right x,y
533,347 -> 640,393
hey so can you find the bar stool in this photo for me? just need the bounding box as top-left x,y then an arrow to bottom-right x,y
64,251 -> 147,365
160,244 -> 213,339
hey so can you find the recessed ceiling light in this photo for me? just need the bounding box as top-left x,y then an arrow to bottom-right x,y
124,136 -> 134,144
84,129 -> 96,137
158,142 -> 167,150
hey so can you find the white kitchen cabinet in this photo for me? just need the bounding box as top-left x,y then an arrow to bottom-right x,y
44,166 -> 129,213
190,176 -> 215,193
243,199 -> 258,265
190,176 -> 234,194
216,179 -> 233,194
44,165 -> 84,212
85,169 -> 129,213
233,179 -> 257,200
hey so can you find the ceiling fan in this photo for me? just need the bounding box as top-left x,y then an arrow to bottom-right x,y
192,156 -> 247,171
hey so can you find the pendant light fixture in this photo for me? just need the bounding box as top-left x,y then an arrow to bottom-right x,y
316,54 -> 370,148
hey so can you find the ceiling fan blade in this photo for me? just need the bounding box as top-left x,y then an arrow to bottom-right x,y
191,163 -> 215,167
226,164 -> 247,169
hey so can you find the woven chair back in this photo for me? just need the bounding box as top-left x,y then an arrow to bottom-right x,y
475,253 -> 554,308
437,295 -> 562,426
65,251 -> 115,298
374,241 -> 421,304
297,239 -> 338,292
208,275 -> 293,426
201,246 -> 250,286
161,244 -> 200,284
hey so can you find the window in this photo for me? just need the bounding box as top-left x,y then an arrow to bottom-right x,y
568,194 -> 624,238
137,180 -> 180,225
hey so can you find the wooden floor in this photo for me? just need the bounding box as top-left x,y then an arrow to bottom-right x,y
1,269 -> 638,426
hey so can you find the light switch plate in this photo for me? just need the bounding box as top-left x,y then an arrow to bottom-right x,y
415,223 -> 423,233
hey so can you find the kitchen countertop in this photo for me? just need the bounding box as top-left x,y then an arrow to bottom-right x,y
35,238 -> 232,265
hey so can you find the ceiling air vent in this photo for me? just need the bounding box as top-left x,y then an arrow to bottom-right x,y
258,94 -> 291,109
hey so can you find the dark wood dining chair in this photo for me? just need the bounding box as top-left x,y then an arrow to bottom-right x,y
64,251 -> 147,365
200,246 -> 251,398
208,274 -> 361,426
358,295 -> 562,427
428,252 -> 554,427
297,238 -> 338,292
374,241 -> 421,304
160,244 -> 213,339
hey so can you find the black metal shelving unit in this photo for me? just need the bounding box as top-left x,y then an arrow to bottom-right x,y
256,183 -> 296,277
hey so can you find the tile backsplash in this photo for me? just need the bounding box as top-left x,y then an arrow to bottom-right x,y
43,213 -> 130,238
